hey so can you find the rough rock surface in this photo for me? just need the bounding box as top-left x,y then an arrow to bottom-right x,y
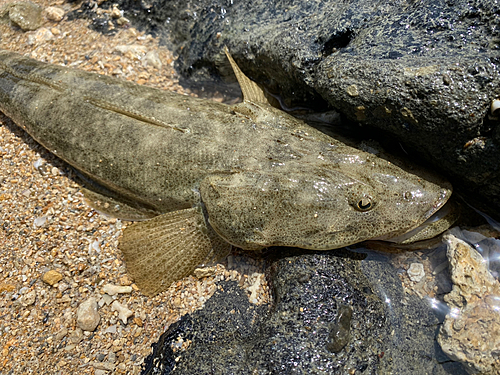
141,251 -> 467,374
438,232 -> 500,374
69,0 -> 500,219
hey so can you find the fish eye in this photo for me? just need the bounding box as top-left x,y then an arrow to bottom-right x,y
347,186 -> 377,212
355,197 -> 374,212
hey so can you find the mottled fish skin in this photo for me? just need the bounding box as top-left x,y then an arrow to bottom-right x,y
0,49 -> 453,294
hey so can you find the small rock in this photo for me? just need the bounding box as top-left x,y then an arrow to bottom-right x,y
42,270 -> 62,286
34,215 -> 47,227
172,297 -> 181,307
76,297 -> 100,332
98,294 -> 114,307
247,273 -> 263,303
116,16 -> 129,26
104,325 -> 117,334
117,363 -> 126,371
133,317 -> 143,327
407,263 -> 425,282
19,289 -> 36,306
102,283 -> 132,295
111,301 -> 133,324
27,27 -> 53,45
57,282 -> 69,293
345,84 -> 359,97
68,327 -> 83,344
327,304 -> 353,353
438,233 -> 500,373
44,6 -> 64,22
193,267 -> 217,278
93,362 -> 115,371
56,294 -> 71,303
113,44 -> 147,60
0,283 -> 16,292
55,327 -> 68,341
94,370 -> 108,375
118,275 -> 133,286
4,1 -> 43,31
110,4 -> 121,18
143,50 -> 162,69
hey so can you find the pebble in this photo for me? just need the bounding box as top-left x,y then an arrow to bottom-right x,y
57,282 -> 70,293
193,267 -> 217,278
44,6 -> 64,22
98,294 -> 114,307
42,270 -> 63,286
77,297 -> 100,332
407,262 -> 425,282
94,362 -> 115,371
111,301 -> 133,324
69,328 -> 84,344
104,325 -> 117,334
55,328 -> 68,341
3,1 -> 43,31
19,289 -> 37,306
113,44 -> 148,60
27,27 -> 54,45
143,50 -> 162,69
34,215 -> 47,227
102,283 -> 132,295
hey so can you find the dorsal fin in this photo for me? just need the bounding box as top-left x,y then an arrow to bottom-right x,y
224,46 -> 280,108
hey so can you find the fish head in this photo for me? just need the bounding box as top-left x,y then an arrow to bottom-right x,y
200,158 -> 453,250
303,162 -> 453,249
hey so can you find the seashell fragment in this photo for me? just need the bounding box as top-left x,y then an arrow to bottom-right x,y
111,301 -> 133,324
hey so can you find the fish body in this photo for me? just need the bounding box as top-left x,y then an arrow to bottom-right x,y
0,49 -> 453,295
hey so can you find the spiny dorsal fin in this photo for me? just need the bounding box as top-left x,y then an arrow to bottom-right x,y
224,46 -> 280,108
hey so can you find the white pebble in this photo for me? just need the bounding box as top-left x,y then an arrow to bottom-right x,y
20,290 -> 36,306
408,262 -> 425,282
104,325 -> 117,334
76,297 -> 100,331
34,216 -> 47,227
45,6 -> 64,22
143,50 -> 162,69
98,294 -> 114,307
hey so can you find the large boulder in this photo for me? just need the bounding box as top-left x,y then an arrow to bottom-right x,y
140,251 -> 468,374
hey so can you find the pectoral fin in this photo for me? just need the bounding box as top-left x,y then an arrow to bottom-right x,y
119,207 -> 231,296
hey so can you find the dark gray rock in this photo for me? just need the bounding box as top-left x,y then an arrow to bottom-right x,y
69,0 -> 500,220
141,251 -> 467,375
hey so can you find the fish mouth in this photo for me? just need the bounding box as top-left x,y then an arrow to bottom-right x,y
374,187 -> 456,244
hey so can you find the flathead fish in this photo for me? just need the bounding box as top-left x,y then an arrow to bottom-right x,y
0,48 -> 455,295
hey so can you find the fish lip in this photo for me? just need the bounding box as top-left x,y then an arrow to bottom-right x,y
371,187 -> 452,243
420,187 -> 452,223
